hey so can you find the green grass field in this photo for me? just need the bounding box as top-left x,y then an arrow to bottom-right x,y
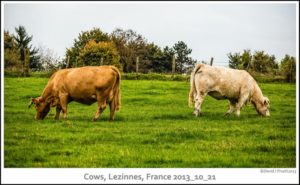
4,77 -> 296,167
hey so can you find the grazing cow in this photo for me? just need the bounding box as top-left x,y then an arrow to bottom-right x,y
188,64 -> 270,117
29,66 -> 121,121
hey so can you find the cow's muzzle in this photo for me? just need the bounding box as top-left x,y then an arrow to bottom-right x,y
265,110 -> 270,117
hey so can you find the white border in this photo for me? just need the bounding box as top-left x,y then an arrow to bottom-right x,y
1,0 -> 6,180
1,1 -> 299,184
1,168 -> 298,184
296,0 -> 300,183
1,0 -> 299,5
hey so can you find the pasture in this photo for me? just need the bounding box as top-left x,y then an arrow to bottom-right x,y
4,77 -> 296,167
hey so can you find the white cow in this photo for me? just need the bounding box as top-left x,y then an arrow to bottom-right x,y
189,64 -> 270,117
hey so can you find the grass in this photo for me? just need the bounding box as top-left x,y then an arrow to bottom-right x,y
4,77 -> 296,167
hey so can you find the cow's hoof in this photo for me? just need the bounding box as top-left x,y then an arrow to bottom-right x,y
193,110 -> 200,117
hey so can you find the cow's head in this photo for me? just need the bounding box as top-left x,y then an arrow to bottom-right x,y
254,97 -> 270,117
29,97 -> 50,120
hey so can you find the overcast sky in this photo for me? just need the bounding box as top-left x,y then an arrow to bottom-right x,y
3,1 -> 298,67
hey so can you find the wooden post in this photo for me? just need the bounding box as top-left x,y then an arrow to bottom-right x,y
290,63 -> 293,83
136,56 -> 139,73
172,54 -> 176,74
246,60 -> 251,71
210,57 -> 214,66
75,56 -> 78,67
67,56 -> 70,68
100,57 -> 104,66
23,48 -> 30,77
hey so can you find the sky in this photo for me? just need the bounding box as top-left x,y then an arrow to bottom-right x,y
2,1 -> 298,67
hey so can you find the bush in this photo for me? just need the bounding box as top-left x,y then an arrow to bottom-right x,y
249,70 -> 285,83
5,70 -> 56,78
171,75 -> 187,81
4,69 -> 23,77
5,70 -> 287,83
30,70 -> 57,78
122,73 -> 188,81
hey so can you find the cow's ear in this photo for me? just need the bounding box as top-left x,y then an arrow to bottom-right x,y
32,97 -> 43,105
263,97 -> 270,106
32,98 -> 38,104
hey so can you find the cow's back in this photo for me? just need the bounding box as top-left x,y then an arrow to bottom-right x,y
195,65 -> 256,98
51,66 -> 118,102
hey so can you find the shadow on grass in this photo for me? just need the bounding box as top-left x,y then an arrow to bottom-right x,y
26,110 -> 270,125
152,112 -> 262,122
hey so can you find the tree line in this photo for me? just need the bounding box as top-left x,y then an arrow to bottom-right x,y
64,27 -> 197,73
228,49 -> 296,82
4,26 -> 197,75
4,25 -> 296,82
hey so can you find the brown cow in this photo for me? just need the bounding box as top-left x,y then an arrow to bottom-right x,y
189,64 -> 270,117
29,66 -> 121,121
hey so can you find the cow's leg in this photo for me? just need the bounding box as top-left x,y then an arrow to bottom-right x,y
93,102 -> 106,121
109,100 -> 115,121
54,105 -> 62,120
193,92 -> 206,117
225,103 -> 235,116
225,100 -> 237,116
235,91 -> 249,117
93,94 -> 107,121
59,94 -> 69,120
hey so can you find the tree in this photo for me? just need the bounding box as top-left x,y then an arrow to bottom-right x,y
280,55 -> 296,82
38,45 -> 63,71
228,49 -> 252,70
252,51 -> 270,73
229,50 -> 279,74
228,52 -> 241,69
78,40 -> 121,69
172,41 -> 195,73
142,43 -> 169,73
65,27 -> 110,67
111,28 -> 133,72
66,27 -> 198,73
14,26 -> 32,61
252,51 -> 278,73
110,28 -> 148,72
161,46 -> 175,73
266,54 -> 279,74
241,49 -> 252,70
14,25 -> 41,72
4,31 -> 21,69
28,47 -> 41,70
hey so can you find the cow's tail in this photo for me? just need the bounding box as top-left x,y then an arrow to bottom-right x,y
188,63 -> 204,107
111,66 -> 121,111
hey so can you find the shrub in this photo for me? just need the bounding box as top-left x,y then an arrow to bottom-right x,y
5,70 -> 286,83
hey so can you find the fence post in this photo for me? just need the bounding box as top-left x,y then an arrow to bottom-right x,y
75,56 -> 78,67
136,56 -> 139,73
100,57 -> 104,66
172,54 -> 176,74
67,56 -> 70,68
23,48 -> 30,77
290,63 -> 293,83
210,57 -> 214,66
246,60 -> 251,71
